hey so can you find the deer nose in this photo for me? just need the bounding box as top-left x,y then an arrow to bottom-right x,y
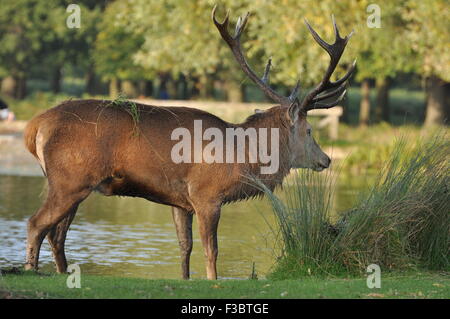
320,156 -> 331,169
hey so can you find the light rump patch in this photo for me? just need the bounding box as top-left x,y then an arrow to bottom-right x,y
35,128 -> 46,175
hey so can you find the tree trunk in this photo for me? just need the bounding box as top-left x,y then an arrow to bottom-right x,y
144,80 -> 154,97
121,80 -> 139,98
109,78 -> 121,98
85,66 -> 97,96
51,66 -> 62,94
191,75 -> 214,100
225,81 -> 244,102
166,77 -> 178,99
375,77 -> 390,123
340,94 -> 350,124
424,75 -> 449,126
198,75 -> 215,100
136,80 -> 153,98
157,73 -> 170,99
1,75 -> 27,99
1,76 -> 17,98
359,79 -> 371,126
198,76 -> 207,99
177,75 -> 188,100
15,75 -> 27,99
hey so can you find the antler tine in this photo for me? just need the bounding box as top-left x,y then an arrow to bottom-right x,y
234,12 -> 250,39
212,6 -> 231,40
212,7 -> 355,112
299,16 -> 355,111
331,14 -> 343,41
289,80 -> 301,102
312,81 -> 347,102
261,58 -> 272,84
330,59 -> 356,87
309,90 -> 347,110
212,6 -> 290,105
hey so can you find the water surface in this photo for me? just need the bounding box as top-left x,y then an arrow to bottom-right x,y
0,174 -> 364,279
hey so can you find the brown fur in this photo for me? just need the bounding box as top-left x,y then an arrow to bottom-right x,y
23,99 -> 309,279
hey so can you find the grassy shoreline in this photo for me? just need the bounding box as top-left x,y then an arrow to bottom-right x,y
1,271 -> 448,299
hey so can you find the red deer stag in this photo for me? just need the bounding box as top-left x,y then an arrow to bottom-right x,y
23,7 -> 355,280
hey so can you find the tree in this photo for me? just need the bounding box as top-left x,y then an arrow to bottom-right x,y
403,0 -> 450,126
0,0 -> 105,98
119,0 -> 253,101
344,0 -> 415,125
0,0 -> 63,98
93,1 -> 147,98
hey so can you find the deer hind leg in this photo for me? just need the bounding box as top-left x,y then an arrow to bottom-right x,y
172,207 -> 193,280
195,205 -> 221,280
25,187 -> 90,272
46,204 -> 79,273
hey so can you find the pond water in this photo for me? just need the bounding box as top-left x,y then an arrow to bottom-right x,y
0,174 -> 367,279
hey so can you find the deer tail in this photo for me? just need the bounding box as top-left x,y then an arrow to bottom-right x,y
24,117 -> 40,158
23,116 -> 48,176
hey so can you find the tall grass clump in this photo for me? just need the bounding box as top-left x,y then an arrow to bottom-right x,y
260,133 -> 449,279
254,168 -> 342,277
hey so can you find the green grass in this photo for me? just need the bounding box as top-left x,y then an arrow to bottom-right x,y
335,135 -> 450,271
0,271 -> 448,299
108,93 -> 141,129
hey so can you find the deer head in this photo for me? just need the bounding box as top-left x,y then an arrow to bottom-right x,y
212,7 -> 356,171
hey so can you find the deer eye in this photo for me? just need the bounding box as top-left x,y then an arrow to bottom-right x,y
307,129 -> 312,136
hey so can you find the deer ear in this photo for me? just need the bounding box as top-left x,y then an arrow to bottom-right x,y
287,102 -> 302,125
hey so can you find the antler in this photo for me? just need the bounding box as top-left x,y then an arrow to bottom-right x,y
299,16 -> 356,111
212,6 -> 300,105
212,6 -> 355,114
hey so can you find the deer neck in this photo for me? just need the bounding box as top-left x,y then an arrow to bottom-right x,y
221,107 -> 292,203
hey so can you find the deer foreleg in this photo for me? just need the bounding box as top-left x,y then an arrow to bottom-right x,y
195,205 -> 221,280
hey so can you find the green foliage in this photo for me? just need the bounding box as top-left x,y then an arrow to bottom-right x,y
402,0 -> 450,81
0,0 -> 62,77
1,0 -> 448,103
6,92 -> 74,120
125,1 -> 251,77
249,0 -> 357,87
93,1 -> 146,81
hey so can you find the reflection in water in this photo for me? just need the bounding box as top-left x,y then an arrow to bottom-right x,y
0,174 -> 363,279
